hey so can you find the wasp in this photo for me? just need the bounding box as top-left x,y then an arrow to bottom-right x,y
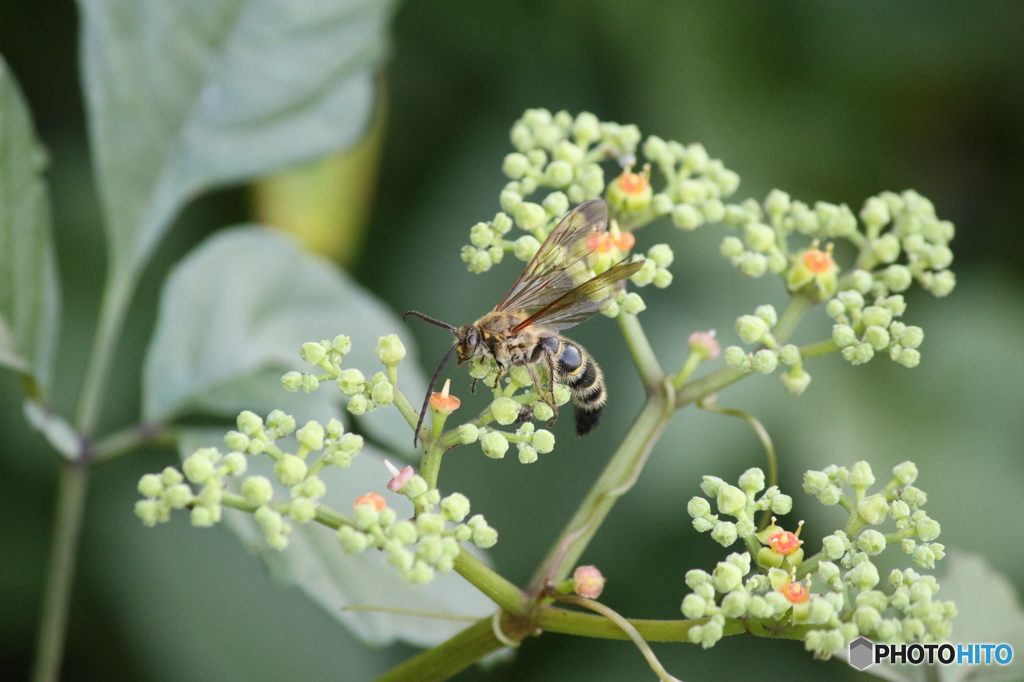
405,199 -> 644,445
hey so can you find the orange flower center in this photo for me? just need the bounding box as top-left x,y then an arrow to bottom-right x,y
768,530 -> 802,555
781,580 -> 810,603
587,230 -> 635,254
618,171 -> 649,195
354,492 -> 386,511
430,378 -> 461,412
803,247 -> 834,274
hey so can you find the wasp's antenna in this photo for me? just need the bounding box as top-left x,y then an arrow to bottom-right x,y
413,344 -> 458,447
404,310 -> 457,332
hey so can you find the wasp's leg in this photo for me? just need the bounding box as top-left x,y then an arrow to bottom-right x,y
470,377 -> 478,393
533,354 -> 560,426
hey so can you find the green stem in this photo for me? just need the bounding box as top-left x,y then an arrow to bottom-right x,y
372,617 -> 505,682
453,550 -> 526,614
617,312 -> 663,391
74,268 -> 136,436
420,443 -> 444,490
800,339 -> 840,359
527,382 -> 674,594
554,595 -> 682,682
698,403 -> 777,491
34,267 -> 138,682
31,461 -> 90,682
91,422 -> 173,464
773,293 -> 813,344
672,350 -> 703,390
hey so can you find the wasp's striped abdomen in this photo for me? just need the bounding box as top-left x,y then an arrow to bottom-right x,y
543,336 -> 606,435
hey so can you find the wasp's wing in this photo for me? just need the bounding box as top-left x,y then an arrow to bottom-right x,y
494,200 -> 608,314
511,259 -> 645,333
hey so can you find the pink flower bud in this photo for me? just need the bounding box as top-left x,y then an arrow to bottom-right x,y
573,565 -> 607,599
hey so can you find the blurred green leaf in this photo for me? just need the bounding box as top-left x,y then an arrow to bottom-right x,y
80,0 -> 395,278
0,56 -> 61,393
180,429 -> 495,647
143,227 -> 425,457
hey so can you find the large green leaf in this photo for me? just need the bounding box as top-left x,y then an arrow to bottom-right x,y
143,226 -> 425,456
0,56 -> 60,393
180,429 -> 495,646
80,0 -> 395,278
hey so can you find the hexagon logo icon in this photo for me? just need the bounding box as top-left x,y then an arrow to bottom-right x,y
849,636 -> 875,670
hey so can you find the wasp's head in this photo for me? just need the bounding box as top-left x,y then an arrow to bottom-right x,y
455,324 -> 483,364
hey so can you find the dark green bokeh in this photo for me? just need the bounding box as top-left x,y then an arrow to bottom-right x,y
2,1 -> 1022,680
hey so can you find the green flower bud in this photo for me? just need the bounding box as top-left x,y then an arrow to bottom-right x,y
240,476 -> 273,507
723,346 -> 748,368
681,594 -> 708,619
901,485 -> 927,507
818,486 -> 841,506
735,315 -> 768,344
737,468 -> 765,493
916,517 -> 941,542
712,562 -> 744,593
857,494 -> 889,525
489,397 -> 520,426
737,252 -> 767,278
337,368 -> 366,396
672,204 -> 703,231
862,306 -> 893,329
716,484 -> 747,515
134,499 -> 165,526
528,429 -> 554,454
281,371 -> 304,392
687,496 -> 711,519
500,188 -> 522,214
711,521 -> 738,547
266,410 -> 295,436
842,342 -> 875,365
296,421 -> 325,452
770,494 -> 793,515
237,410 -> 264,437
719,236 -> 745,259
481,431 -> 509,459
163,483 -> 193,509
817,561 -> 841,586
821,534 -> 847,561
849,559 -> 880,590
652,193 -> 674,215
189,506 -> 214,527
514,202 -> 546,231
752,305 -> 777,328
275,455 -> 308,487
542,191 -> 570,218
300,342 -> 327,367
781,368 -> 811,396
848,461 -> 875,489
472,525 -> 498,549
857,529 -> 887,556
255,505 -> 284,536
572,112 -> 600,144
138,474 -> 163,498
831,324 -> 857,348
468,250 -> 493,273
647,269 -> 670,289
440,493 -> 470,523
288,498 -> 316,523
544,160 -> 574,188
825,300 -> 846,321
893,347 -> 920,368
518,444 -> 538,464
872,234 -> 902,263
183,452 -> 216,484
751,349 -> 778,374
452,424 -> 478,445
764,189 -> 791,217
530,401 -> 553,422
469,222 -> 493,249
337,526 -> 369,554
807,598 -> 835,625
881,264 -> 912,292
645,244 -> 674,270
837,289 -> 865,311
777,345 -> 800,366
388,519 -> 417,546
897,325 -> 923,349
502,152 -> 531,179
346,394 -> 369,415
744,223 -> 776,253
630,259 -> 657,286
702,198 -> 726,223
891,461 -> 918,486
369,381 -> 394,407
513,235 -> 542,261
860,196 -> 891,229
864,326 -> 891,350
553,384 -> 572,406
621,292 -> 646,315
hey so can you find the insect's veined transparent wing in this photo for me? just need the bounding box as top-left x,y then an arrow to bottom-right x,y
494,200 -> 608,314
511,259 -> 645,333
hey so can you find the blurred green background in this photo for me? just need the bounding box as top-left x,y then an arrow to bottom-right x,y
2,1 -> 1023,680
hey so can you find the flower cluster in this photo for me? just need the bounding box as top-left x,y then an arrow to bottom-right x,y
134,408 -> 366,547
827,288 -> 922,368
686,467 -> 794,547
460,108 -> 741,324
722,304 -> 812,395
458,359 -> 562,464
338,468 -> 498,585
682,462 -> 954,659
282,334 -> 407,417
